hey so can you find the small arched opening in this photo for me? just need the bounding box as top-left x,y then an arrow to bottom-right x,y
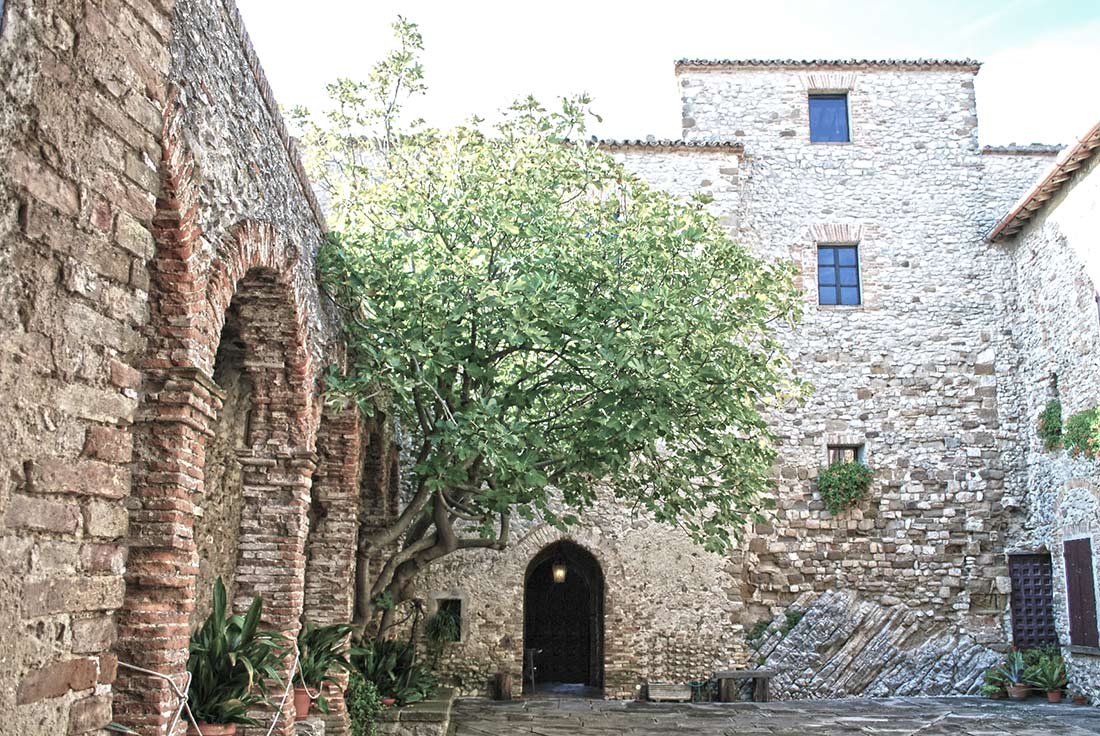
523,541 -> 604,695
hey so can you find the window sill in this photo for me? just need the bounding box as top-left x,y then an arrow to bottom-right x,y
1067,645 -> 1100,658
809,141 -> 853,146
816,304 -> 866,311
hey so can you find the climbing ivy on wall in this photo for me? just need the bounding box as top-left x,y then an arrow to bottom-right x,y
817,461 -> 873,515
1063,407 -> 1100,460
1037,399 -> 1062,450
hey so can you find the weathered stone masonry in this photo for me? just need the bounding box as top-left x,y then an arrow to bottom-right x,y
0,0 -> 383,734
416,61 -> 1097,702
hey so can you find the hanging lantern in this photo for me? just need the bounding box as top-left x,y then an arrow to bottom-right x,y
552,559 -> 567,583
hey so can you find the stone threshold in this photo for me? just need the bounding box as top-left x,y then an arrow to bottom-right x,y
376,688 -> 456,735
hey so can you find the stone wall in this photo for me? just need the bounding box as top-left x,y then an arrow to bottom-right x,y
0,0 -> 167,732
0,0 -> 369,733
999,148 -> 1100,704
414,491 -> 749,698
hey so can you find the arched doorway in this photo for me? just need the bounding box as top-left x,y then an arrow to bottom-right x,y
523,541 -> 604,694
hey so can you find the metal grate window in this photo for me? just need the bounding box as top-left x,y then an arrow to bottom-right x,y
1009,553 -> 1058,650
817,245 -> 861,306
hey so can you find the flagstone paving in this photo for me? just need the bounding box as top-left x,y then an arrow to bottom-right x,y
451,696 -> 1100,735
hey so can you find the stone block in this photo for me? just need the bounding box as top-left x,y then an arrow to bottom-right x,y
34,457 -> 131,499
23,575 -> 125,616
16,657 -> 98,704
83,499 -> 129,538
3,494 -> 82,534
72,614 -> 117,654
68,693 -> 112,734
82,424 -> 133,463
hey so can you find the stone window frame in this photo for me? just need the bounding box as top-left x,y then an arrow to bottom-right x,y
806,223 -> 871,311
428,590 -> 470,643
822,433 -> 870,467
803,73 -> 856,145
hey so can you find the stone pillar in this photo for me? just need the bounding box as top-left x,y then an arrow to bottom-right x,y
115,368 -> 223,734
303,404 -> 365,735
235,448 -> 317,736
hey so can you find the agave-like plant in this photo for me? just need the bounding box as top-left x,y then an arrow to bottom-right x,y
187,577 -> 288,725
295,621 -> 355,713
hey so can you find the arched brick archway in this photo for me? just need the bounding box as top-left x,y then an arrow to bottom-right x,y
114,101 -> 330,735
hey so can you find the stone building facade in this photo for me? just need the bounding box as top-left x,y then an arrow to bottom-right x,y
989,123 -> 1100,704
415,61 -> 1099,703
1,3 -> 1098,734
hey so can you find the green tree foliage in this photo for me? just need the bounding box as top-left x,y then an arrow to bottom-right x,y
294,18 -> 802,632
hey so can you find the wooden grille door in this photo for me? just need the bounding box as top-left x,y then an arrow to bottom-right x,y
1008,553 -> 1058,649
1064,538 -> 1099,648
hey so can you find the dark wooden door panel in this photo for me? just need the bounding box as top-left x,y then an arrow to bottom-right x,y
1009,553 -> 1058,649
1064,538 -> 1099,648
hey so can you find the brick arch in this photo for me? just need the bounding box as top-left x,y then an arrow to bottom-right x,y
114,95 -> 328,736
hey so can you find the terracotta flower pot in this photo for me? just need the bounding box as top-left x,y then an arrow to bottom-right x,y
187,723 -> 237,736
1047,690 -> 1063,704
294,687 -> 313,721
1007,684 -> 1030,700
381,697 -> 396,706
1073,694 -> 1089,705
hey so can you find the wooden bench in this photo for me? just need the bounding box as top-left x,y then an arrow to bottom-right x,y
714,668 -> 777,702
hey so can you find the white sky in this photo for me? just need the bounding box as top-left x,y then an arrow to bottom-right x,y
236,0 -> 1100,147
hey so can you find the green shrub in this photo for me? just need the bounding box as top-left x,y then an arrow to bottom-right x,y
746,620 -> 770,643
296,621 -> 355,713
817,461 -> 873,515
346,671 -> 381,736
980,665 -> 1008,698
187,578 -> 287,726
780,608 -> 804,635
349,638 -> 437,706
1025,652 -> 1068,691
1063,407 -> 1100,459
1037,399 -> 1062,450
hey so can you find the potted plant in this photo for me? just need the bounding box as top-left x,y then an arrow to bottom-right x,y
995,650 -> 1030,700
1071,691 -> 1089,705
1026,653 -> 1068,703
186,578 -> 287,735
979,665 -> 1008,699
349,637 -> 436,707
294,621 -> 355,720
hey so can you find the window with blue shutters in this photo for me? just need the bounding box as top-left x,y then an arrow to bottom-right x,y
817,245 -> 861,306
809,94 -> 850,143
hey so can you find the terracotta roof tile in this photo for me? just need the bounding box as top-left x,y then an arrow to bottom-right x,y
675,58 -> 981,71
987,120 -> 1100,242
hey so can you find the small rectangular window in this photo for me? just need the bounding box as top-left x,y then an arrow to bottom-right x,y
435,598 -> 463,642
827,444 -> 864,464
817,245 -> 861,305
1064,538 -> 1099,648
809,94 -> 850,143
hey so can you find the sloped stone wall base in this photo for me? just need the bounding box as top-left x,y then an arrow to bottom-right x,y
752,590 -> 1001,699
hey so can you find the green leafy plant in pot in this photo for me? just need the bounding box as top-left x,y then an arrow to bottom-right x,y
1025,653 -> 1068,703
979,665 -> 1008,699
294,621 -> 355,720
995,650 -> 1030,700
186,577 -> 288,735
349,637 -> 437,706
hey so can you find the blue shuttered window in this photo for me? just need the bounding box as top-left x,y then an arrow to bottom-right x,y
809,94 -> 850,143
817,245 -> 861,306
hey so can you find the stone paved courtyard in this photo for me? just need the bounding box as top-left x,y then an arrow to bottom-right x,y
451,697 -> 1100,735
